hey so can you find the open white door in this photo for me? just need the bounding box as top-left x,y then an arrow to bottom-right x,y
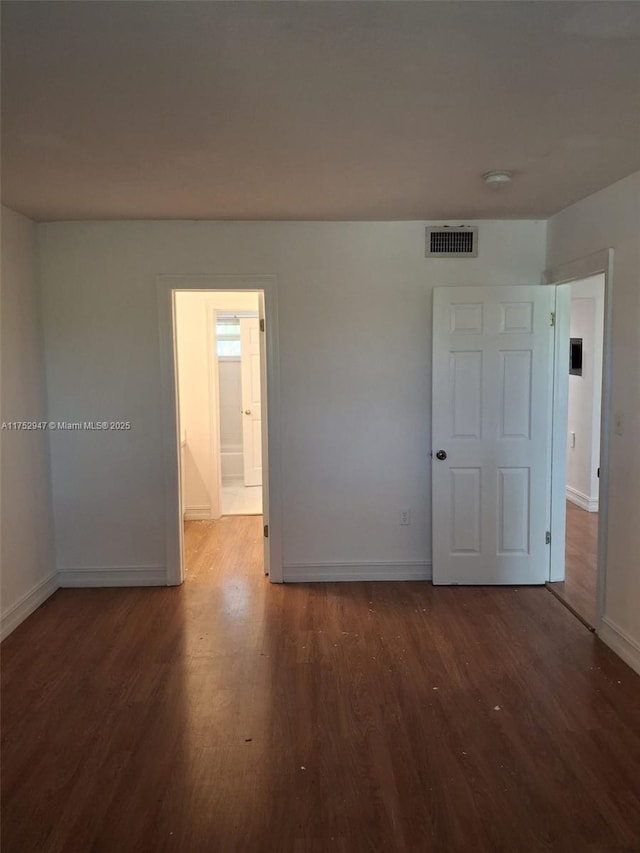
432,286 -> 555,585
257,294 -> 270,576
240,317 -> 263,487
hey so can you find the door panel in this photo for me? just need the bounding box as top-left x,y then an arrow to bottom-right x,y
451,351 -> 482,438
240,318 -> 263,487
450,468 -> 482,553
499,350 -> 532,438
497,467 -> 530,554
432,286 -> 554,585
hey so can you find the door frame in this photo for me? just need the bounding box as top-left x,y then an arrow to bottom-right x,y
206,306 -> 260,518
544,249 -> 614,628
206,302 -> 223,520
238,315 -> 263,487
157,274 -> 283,584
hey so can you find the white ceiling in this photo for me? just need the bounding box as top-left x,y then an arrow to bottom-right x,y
2,1 -> 640,222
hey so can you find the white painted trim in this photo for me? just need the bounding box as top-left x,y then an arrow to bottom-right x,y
58,566 -> 166,588
543,249 -> 612,288
549,284 -> 570,582
599,617 -> 640,677
0,573 -> 58,640
587,279 -> 605,504
157,274 -> 283,585
284,561 -> 432,583
158,286 -> 185,586
565,486 -> 599,513
206,303 -> 223,520
544,248 -> 613,625
257,291 -> 270,577
184,505 -> 212,521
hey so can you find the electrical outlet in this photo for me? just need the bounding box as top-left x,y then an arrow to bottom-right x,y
400,509 -> 411,526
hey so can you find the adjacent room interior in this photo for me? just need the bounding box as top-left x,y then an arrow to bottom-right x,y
175,291 -> 264,523
174,289 -> 266,587
548,274 -> 605,629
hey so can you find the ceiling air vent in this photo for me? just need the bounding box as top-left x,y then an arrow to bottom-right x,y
425,226 -> 478,258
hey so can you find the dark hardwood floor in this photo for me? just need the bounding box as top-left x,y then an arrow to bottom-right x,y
2,516 -> 640,852
548,501 -> 599,628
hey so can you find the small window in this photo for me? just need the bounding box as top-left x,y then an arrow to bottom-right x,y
216,322 -> 240,337
216,319 -> 241,359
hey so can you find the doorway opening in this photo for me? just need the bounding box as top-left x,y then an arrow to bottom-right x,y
547,274 -> 605,629
544,249 -> 613,634
217,311 -> 263,516
175,291 -> 264,527
157,274 -> 283,585
174,292 -> 265,526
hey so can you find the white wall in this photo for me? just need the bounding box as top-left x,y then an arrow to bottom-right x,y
547,170 -> 640,673
566,275 -> 604,511
175,291 -> 258,518
38,219 -> 546,582
1,206 -> 56,637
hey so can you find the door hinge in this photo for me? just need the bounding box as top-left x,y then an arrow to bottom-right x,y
549,312 -> 556,327
263,524 -> 269,538
545,531 -> 551,545
260,319 -> 265,332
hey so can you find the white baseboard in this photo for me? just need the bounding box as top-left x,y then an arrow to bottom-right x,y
283,561 -> 432,583
184,505 -> 212,521
0,572 -> 58,641
566,486 -> 599,513
598,617 -> 640,677
58,565 -> 167,588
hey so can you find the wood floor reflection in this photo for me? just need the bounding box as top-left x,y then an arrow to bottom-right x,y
548,501 -> 599,628
2,516 -> 640,852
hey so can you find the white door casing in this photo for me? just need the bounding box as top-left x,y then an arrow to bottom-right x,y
432,286 -> 555,585
258,294 -> 270,575
157,273 -> 283,586
544,248 -> 613,626
240,317 -> 263,487
548,284 -> 571,582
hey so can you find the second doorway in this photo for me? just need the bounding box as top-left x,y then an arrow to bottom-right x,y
217,312 -> 263,515
175,290 -> 264,523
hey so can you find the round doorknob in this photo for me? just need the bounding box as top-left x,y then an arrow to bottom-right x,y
244,409 -> 252,415
435,450 -> 447,461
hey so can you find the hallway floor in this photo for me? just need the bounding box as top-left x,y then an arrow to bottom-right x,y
2,517 -> 640,852
548,500 -> 599,628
